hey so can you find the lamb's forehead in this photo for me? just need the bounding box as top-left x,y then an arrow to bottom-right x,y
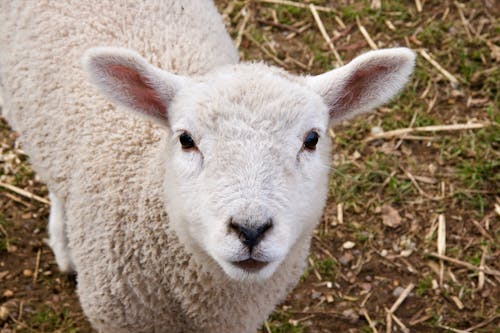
171,63 -> 328,135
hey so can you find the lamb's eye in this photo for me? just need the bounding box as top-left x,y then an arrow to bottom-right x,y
179,132 -> 196,150
303,131 -> 319,150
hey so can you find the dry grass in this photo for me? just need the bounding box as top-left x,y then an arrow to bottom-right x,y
1,0 -> 499,332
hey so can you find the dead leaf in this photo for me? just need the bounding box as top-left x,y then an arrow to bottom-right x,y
382,204 -> 402,228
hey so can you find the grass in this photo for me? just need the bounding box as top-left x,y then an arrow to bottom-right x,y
315,257 -> 336,280
416,275 -> 433,296
23,307 -> 78,333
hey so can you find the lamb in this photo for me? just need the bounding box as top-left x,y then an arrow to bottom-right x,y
0,1 -> 415,332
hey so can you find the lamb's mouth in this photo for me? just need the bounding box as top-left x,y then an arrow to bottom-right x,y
232,259 -> 269,272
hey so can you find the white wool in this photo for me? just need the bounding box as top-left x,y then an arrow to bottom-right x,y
0,1 -> 415,332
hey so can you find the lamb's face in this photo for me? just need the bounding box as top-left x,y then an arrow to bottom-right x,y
164,64 -> 331,280
83,46 -> 415,282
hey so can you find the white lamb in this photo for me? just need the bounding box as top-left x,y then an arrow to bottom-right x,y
0,1 -> 415,332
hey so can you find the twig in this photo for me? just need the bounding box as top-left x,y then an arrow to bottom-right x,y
370,0 -> 381,10
438,325 -> 468,333
451,296 -> 464,310
263,320 -> 272,333
356,16 -> 378,50
0,181 -> 50,205
337,203 -> 343,224
308,257 -> 322,281
365,123 -> 488,142
385,307 -> 392,333
464,314 -> 500,332
243,32 -> 288,68
330,24 -> 353,43
361,291 -> 373,308
427,252 -> 500,277
394,108 -> 418,150
33,248 -> 41,284
390,283 -> 414,313
285,56 -> 309,70
415,0 -> 423,12
257,0 -> 338,14
256,19 -> 300,33
1,191 -> 32,207
9,315 -> 41,333
419,49 -> 460,88
454,2 -> 472,40
362,309 -> 379,333
470,220 -> 493,242
0,224 -> 8,240
385,20 -> 396,31
401,168 -> 440,200
438,214 -> 446,287
309,4 -> 343,65
391,313 -> 410,333
478,246 -> 487,290
235,9 -> 250,49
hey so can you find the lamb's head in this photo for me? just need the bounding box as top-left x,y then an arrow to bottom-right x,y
82,47 -> 415,281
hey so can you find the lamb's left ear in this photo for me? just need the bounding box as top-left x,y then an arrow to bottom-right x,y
307,48 -> 415,124
82,47 -> 186,126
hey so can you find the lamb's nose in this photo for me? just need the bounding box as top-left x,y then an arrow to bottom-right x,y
229,219 -> 273,250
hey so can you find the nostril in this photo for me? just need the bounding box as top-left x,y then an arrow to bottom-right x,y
228,218 -> 273,250
259,218 -> 273,234
229,219 -> 240,233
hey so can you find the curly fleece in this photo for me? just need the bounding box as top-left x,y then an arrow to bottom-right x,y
0,1 -> 310,332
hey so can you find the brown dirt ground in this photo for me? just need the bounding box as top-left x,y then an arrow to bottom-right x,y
1,1 -> 499,332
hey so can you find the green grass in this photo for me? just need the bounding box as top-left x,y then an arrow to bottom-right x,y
416,275 -> 433,296
330,151 -> 415,208
0,213 -> 9,253
316,257 -> 336,280
24,307 -> 78,333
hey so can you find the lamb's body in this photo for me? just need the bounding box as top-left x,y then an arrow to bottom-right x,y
0,1 -> 307,332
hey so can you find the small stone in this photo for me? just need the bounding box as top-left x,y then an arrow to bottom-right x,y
343,241 -> 356,249
311,291 -> 322,300
2,290 -> 13,298
325,293 -> 334,303
380,249 -> 388,257
370,126 -> 384,136
342,309 -> 359,324
400,249 -> 413,257
6,245 -> 17,253
339,253 -> 354,266
432,279 -> 439,290
393,286 -> 405,297
427,163 -> 437,176
23,269 -> 33,277
360,283 -> 372,292
0,305 -> 9,322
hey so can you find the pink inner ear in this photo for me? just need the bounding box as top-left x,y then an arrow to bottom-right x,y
106,64 -> 167,118
330,64 -> 390,117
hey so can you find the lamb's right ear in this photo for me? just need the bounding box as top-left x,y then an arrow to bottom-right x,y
82,47 -> 186,126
